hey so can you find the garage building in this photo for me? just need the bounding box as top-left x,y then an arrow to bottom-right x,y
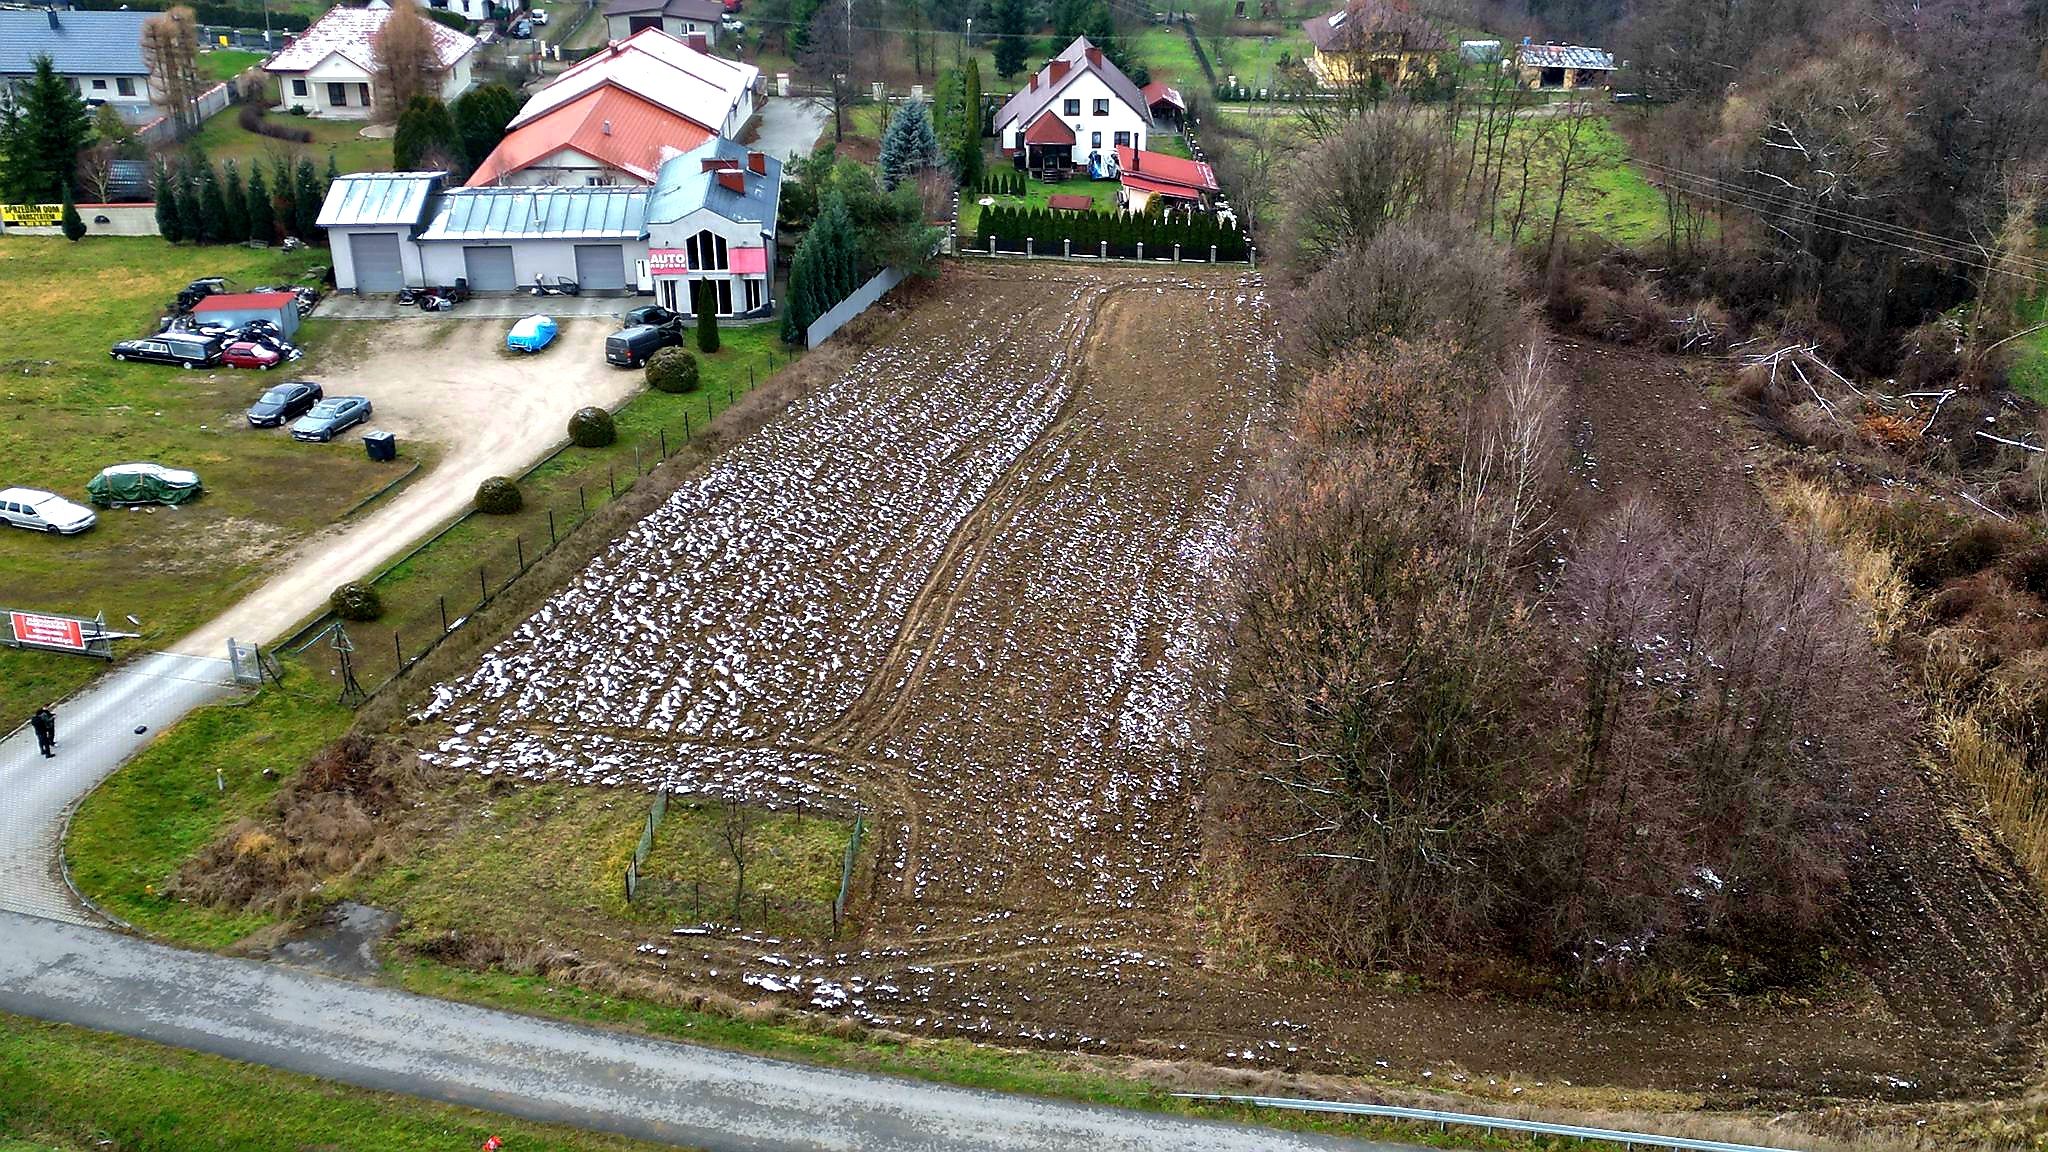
320,143 -> 778,312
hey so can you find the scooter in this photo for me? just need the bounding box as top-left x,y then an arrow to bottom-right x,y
531,274 -> 581,297
397,287 -> 420,306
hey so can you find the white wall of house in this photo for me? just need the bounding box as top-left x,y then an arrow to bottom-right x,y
329,225 -> 427,291
998,71 -> 1146,166
604,13 -> 719,44
4,72 -> 157,123
275,51 -> 470,117
645,204 -> 771,316
439,53 -> 475,102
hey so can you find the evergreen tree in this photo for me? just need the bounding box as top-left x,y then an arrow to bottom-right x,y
991,0 -> 1033,79
272,154 -> 297,237
197,161 -> 230,244
293,157 -> 321,241
153,158 -> 182,243
393,95 -> 458,170
59,183 -> 84,242
0,56 -> 93,202
454,83 -> 523,168
222,159 -> 249,244
326,150 -> 341,184
782,190 -> 862,345
959,60 -> 985,189
695,280 -> 721,352
246,164 -> 275,243
170,162 -> 199,243
878,100 -> 941,190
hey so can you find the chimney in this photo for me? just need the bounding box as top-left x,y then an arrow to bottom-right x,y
1049,60 -> 1069,83
1085,46 -> 1101,66
717,170 -> 745,193
1029,73 -> 1038,91
46,8 -> 58,28
686,32 -> 708,52
702,157 -> 733,171
747,150 -> 765,175
1131,149 -> 1139,171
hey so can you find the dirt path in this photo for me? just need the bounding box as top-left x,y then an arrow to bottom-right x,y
174,318 -> 631,656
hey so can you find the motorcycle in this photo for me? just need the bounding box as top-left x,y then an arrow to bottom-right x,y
396,287 -> 420,307
530,274 -> 580,297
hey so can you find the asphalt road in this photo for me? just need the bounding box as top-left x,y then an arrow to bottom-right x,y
0,652 -> 235,925
0,913 -> 1405,1152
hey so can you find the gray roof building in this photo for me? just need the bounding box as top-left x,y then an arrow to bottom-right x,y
317,172 -> 446,229
1514,43 -> 1616,71
420,186 -> 651,241
646,137 -> 780,231
0,9 -> 150,78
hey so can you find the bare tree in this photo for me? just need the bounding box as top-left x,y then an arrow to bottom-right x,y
718,797 -> 758,921
141,6 -> 202,137
1540,99 -> 1599,298
370,0 -> 443,124
799,2 -> 857,145
1279,102 -> 1458,275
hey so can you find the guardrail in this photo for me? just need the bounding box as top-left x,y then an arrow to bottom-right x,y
1170,1094 -> 1807,1152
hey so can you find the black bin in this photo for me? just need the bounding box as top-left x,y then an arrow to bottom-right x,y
363,430 -> 397,462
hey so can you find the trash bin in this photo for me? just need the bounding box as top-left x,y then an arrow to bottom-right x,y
363,431 -> 397,462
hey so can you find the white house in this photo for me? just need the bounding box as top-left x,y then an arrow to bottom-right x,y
994,37 -> 1151,174
0,9 -> 160,125
319,137 -> 779,307
603,0 -> 724,45
265,1 -> 477,118
506,29 -> 757,142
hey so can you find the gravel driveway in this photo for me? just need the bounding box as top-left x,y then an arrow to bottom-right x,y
174,316 -> 634,656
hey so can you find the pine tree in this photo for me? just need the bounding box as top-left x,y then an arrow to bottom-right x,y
878,100 -> 940,190
326,150 -> 341,184
246,164 -> 275,243
168,162 -> 197,243
293,157 -> 321,241
0,56 -> 92,202
272,154 -> 297,237
222,159 -> 249,244
394,95 -> 458,170
59,183 -> 84,242
197,161 -> 230,244
695,280 -> 721,352
991,0 -> 1032,80
153,158 -> 182,243
959,59 -> 985,189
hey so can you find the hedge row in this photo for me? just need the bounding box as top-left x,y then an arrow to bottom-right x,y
73,0 -> 311,32
974,204 -> 1249,262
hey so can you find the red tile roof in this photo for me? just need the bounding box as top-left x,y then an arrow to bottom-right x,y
1120,173 -> 1204,201
468,85 -> 715,187
1022,112 -> 1076,145
1114,145 -> 1217,192
1046,193 -> 1094,211
1140,81 -> 1185,110
193,291 -> 298,312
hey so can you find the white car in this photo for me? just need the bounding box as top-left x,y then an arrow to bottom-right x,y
0,487 -> 97,534
528,7 -> 548,23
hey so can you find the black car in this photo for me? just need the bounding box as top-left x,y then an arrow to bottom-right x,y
622,305 -> 681,330
291,396 -> 373,442
606,323 -> 681,367
247,380 -> 324,427
111,333 -> 222,368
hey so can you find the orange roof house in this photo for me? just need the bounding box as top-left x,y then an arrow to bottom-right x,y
466,85 -> 714,187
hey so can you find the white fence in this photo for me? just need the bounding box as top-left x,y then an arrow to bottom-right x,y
135,82 -> 233,148
805,265 -> 910,350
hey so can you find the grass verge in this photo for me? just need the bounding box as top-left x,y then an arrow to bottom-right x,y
0,1014 -> 682,1152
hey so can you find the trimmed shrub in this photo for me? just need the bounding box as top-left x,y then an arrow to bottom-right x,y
474,475 -> 523,514
646,347 -> 700,393
568,405 -> 616,447
238,103 -> 314,144
329,581 -> 382,622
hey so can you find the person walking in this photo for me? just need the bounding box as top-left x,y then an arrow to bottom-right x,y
30,705 -> 55,758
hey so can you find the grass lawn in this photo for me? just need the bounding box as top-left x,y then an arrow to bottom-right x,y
196,48 -> 265,85
65,686 -> 356,946
0,237 -> 396,734
2008,292 -> 2048,404
0,1014 -> 680,1152
1450,111 -> 1666,248
184,108 -> 392,176
957,174 -> 1120,238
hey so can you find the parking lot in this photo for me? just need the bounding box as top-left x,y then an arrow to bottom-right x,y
175,317 -> 634,656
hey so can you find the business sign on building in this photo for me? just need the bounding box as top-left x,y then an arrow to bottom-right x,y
3,609 -> 126,659
647,248 -> 691,277
1,203 -> 63,227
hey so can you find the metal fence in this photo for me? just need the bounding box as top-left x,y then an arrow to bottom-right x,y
1171,1095 -> 1807,1152
623,788 -> 670,902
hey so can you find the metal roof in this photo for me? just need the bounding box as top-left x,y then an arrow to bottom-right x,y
1515,43 -> 1615,70
993,37 -> 1151,137
645,137 -> 780,232
419,187 -> 651,240
468,84 -> 714,186
317,172 -> 445,228
265,6 -> 475,74
0,10 -> 150,76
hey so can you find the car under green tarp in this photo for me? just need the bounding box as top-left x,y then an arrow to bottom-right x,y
85,463 -> 204,507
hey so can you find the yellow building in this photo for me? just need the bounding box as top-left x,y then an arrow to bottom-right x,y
1301,1 -> 1448,89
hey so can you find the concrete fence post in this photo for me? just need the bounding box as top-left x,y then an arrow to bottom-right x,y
1063,238 -> 1070,258
1136,241 -> 1144,261
1210,243 -> 1218,262
1173,243 -> 1181,263
988,234 -> 996,255
1099,240 -> 1107,259
1026,236 -> 1034,258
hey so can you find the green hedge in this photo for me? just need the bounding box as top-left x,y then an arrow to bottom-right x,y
73,0 -> 311,31
974,203 -> 1250,262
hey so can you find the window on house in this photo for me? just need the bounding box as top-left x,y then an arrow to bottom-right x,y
292,78 -> 308,97
116,77 -> 135,96
327,82 -> 348,106
91,79 -> 107,90
715,278 -> 733,314
1093,98 -> 1108,116
1063,98 -> 1080,116
744,278 -> 762,311
1090,130 -> 1101,147
1113,130 -> 1130,146
686,229 -> 728,271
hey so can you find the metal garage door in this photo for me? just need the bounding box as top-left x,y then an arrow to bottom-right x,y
463,246 -> 517,292
574,244 -> 626,292
350,232 -> 403,293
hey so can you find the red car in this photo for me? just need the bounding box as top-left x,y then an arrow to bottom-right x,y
221,341 -> 283,370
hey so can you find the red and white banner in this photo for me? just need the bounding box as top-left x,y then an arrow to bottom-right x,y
647,248 -> 691,277
10,611 -> 85,651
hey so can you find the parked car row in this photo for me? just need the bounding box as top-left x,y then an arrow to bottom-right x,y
113,318 -> 304,371
238,379 -> 373,441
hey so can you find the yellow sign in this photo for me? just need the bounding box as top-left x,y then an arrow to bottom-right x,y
1,204 -> 63,227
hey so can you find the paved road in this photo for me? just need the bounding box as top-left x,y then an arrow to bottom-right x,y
0,913 -> 1405,1152
0,653 -> 235,925
752,96 -> 829,164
